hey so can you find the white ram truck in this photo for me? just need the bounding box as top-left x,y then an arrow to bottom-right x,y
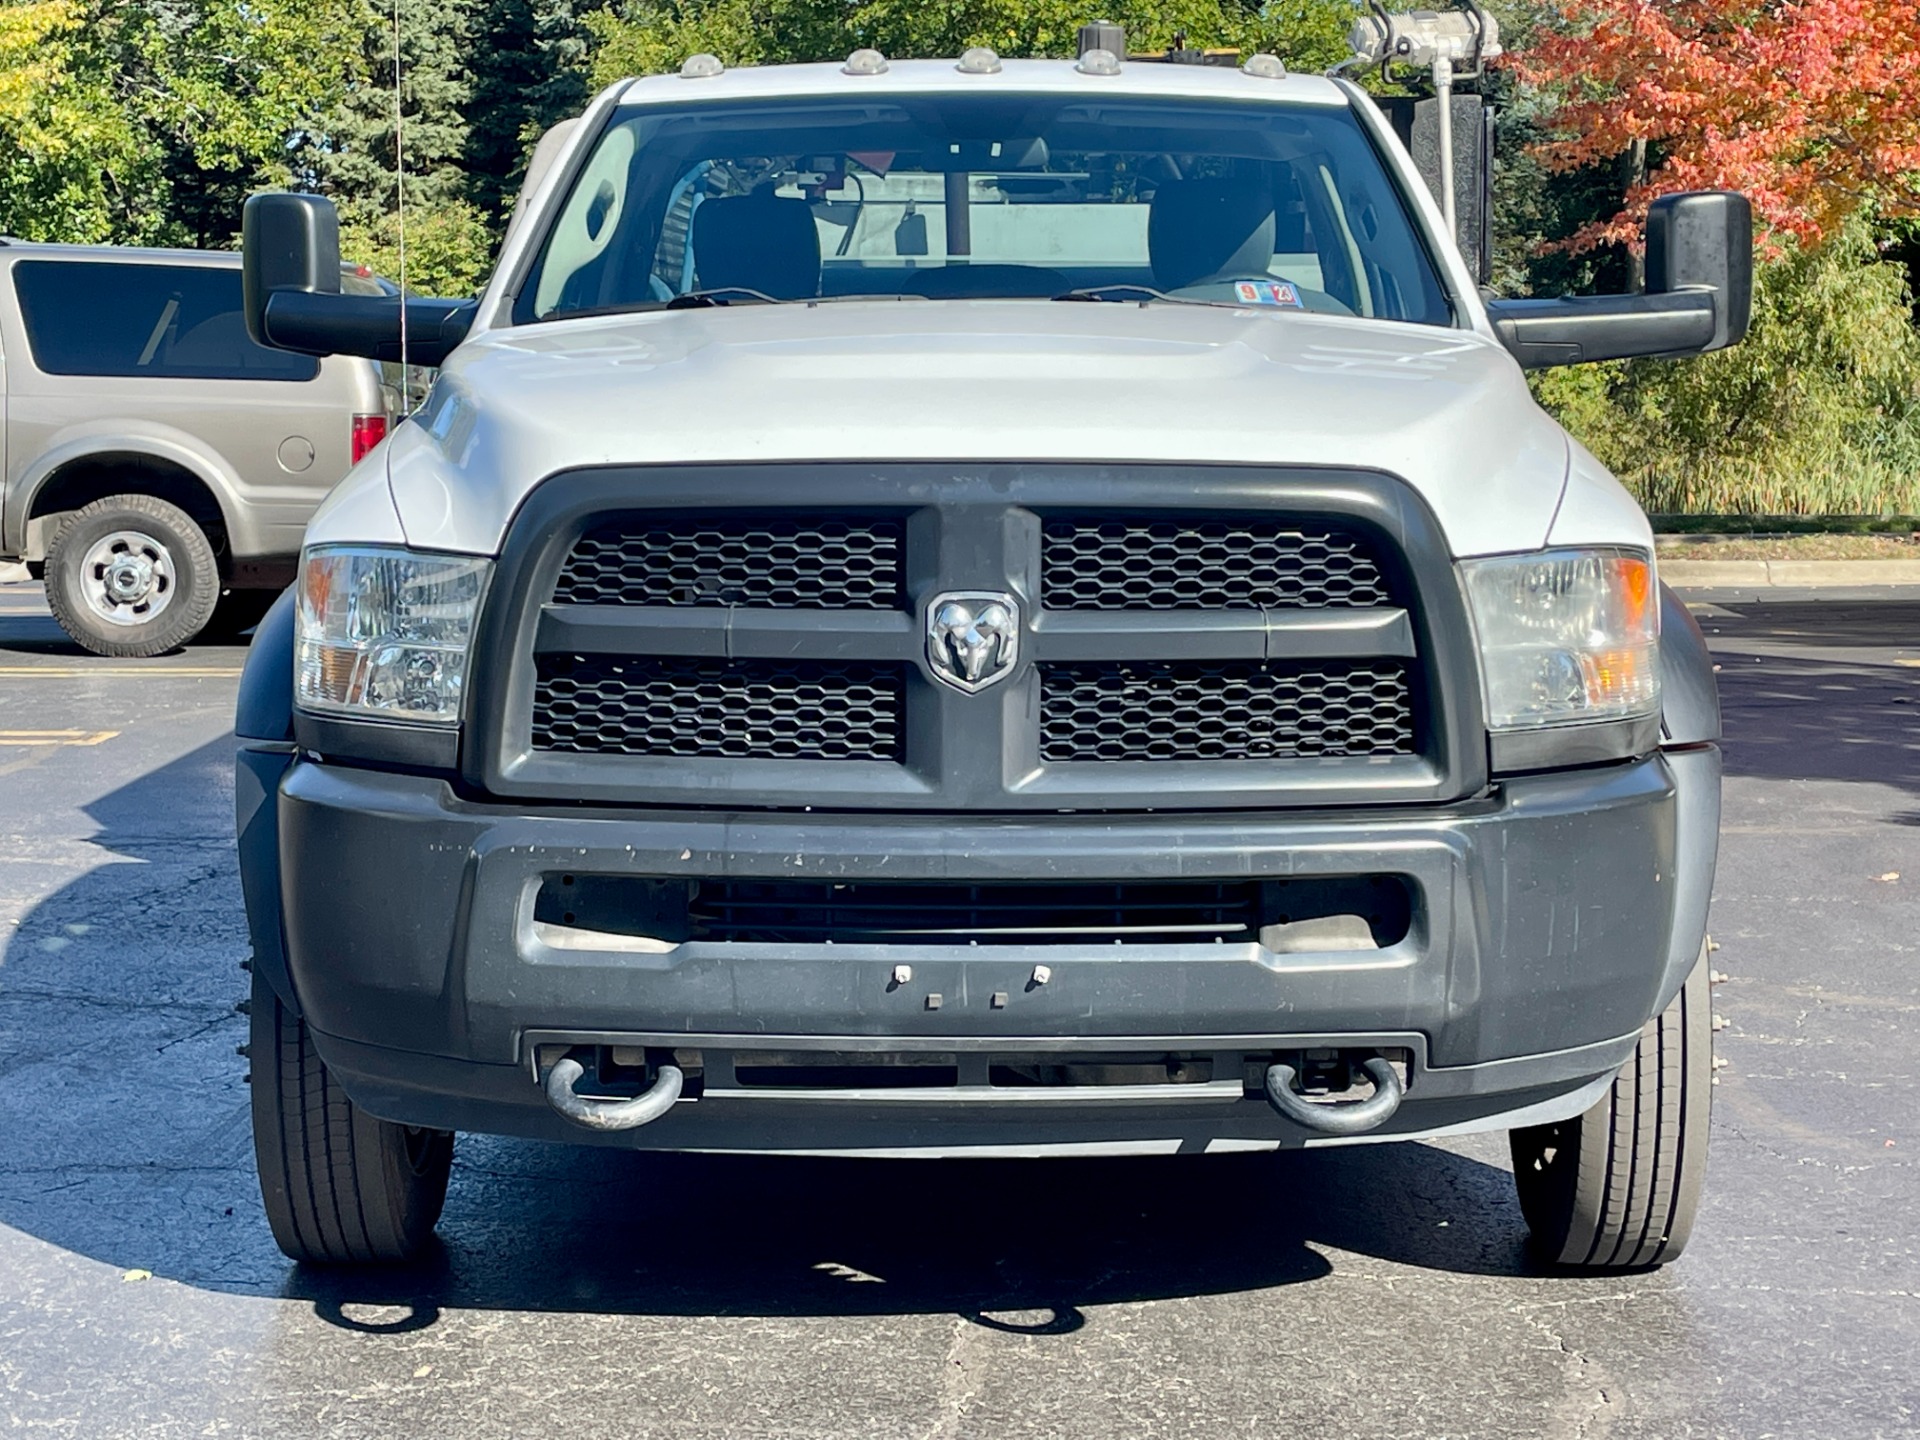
232,27 -> 1746,1270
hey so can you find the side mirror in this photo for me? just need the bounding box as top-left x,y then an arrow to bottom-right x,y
242,192 -> 478,368
1487,191 -> 1753,369
242,193 -> 342,346
1645,190 -> 1752,352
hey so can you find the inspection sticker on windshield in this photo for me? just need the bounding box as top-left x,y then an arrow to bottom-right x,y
1235,280 -> 1303,308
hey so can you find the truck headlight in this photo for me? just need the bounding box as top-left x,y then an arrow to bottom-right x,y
1460,548 -> 1658,730
296,546 -> 491,725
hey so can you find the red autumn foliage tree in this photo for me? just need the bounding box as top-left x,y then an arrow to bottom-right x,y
1517,0 -> 1920,252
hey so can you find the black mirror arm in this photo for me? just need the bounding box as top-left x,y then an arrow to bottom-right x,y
260,291 -> 478,368
1486,290 -> 1719,370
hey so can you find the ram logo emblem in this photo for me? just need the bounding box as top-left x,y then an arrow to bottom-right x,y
926,591 -> 1019,693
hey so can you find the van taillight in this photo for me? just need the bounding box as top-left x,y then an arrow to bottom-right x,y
351,413 -> 389,464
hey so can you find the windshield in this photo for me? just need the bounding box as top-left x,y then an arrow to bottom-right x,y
514,93 -> 1454,326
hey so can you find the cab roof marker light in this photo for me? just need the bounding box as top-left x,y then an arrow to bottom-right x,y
679,53 -> 725,79
842,48 -> 889,75
1075,47 -> 1122,76
956,47 -> 1002,74
1242,53 -> 1288,78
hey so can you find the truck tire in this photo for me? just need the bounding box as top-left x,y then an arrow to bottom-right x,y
249,972 -> 453,1265
43,494 -> 220,657
1510,942 -> 1713,1270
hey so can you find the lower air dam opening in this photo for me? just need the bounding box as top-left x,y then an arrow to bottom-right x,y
531,874 -> 1414,951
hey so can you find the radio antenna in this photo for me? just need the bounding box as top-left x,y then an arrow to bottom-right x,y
392,0 -> 410,413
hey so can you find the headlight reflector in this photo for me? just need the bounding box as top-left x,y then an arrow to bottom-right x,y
296,546 -> 490,724
1461,548 -> 1658,730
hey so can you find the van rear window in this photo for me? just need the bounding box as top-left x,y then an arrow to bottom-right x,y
12,260 -> 320,381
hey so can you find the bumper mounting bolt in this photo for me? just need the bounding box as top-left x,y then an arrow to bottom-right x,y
891,964 -> 912,987
1030,964 -> 1052,987
1711,971 -> 1730,984
1712,1014 -> 1728,1031
235,1043 -> 251,1058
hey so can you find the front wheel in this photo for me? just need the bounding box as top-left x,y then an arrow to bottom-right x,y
1510,942 -> 1713,1270
43,494 -> 220,656
249,971 -> 453,1264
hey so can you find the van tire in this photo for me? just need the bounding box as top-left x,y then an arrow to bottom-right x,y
1509,942 -> 1713,1271
249,972 -> 454,1265
43,494 -> 220,656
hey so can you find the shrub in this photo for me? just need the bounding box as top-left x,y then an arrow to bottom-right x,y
1535,226 -> 1920,515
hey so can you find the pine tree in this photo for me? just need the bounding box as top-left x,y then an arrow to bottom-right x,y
463,0 -> 605,226
317,0 -> 478,222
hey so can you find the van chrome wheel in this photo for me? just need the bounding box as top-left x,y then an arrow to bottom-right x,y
80,530 -> 177,626
43,494 -> 219,657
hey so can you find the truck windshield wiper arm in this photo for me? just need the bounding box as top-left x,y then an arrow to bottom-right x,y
1052,284 -> 1250,310
664,287 -> 782,309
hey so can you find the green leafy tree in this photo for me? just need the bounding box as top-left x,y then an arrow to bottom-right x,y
586,0 -> 1354,87
119,0 -> 368,244
339,199 -> 498,296
0,0 -> 144,242
0,0 -> 363,246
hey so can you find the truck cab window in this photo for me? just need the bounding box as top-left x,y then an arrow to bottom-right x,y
515,96 -> 1453,327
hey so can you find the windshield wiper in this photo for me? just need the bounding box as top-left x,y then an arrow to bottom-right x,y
1054,283 -> 1180,304
664,286 -> 782,309
1052,284 -> 1257,311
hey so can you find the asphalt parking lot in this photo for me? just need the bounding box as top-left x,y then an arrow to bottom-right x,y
1,580 -> 1916,1438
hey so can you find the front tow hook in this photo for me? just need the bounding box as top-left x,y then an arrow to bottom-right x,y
543,1056 -> 685,1132
1263,1055 -> 1404,1137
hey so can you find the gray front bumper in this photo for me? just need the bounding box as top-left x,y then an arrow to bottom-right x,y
256,746 -> 1719,1151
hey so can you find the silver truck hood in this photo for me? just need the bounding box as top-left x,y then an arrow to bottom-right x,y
376,302 -> 1580,559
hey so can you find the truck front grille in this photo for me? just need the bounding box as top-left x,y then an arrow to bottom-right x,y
1042,517 -> 1391,610
555,515 -> 905,609
482,465 -> 1470,811
533,655 -> 906,761
1040,661 -> 1415,762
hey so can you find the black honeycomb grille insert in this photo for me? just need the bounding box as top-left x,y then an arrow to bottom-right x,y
554,516 -> 904,609
1043,518 -> 1392,610
534,655 -> 905,761
1041,662 -> 1414,762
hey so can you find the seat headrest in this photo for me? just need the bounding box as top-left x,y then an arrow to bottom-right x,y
691,193 -> 821,301
1148,179 -> 1277,291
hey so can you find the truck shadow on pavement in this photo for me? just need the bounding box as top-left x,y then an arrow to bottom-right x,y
0,735 -> 1544,1332
285,1135 -> 1529,1334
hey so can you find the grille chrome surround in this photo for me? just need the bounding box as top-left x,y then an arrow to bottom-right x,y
1040,661 -> 1415,762
555,516 -> 905,609
1043,517 -> 1392,610
534,655 -> 906,761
